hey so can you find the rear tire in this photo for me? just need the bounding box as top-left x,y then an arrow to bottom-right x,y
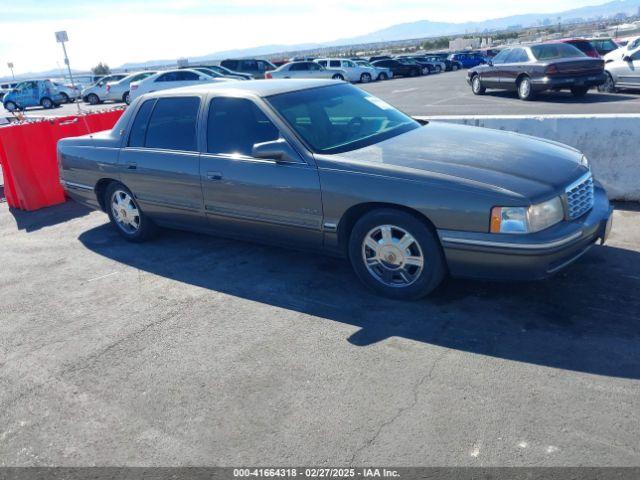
105,182 -> 157,242
348,209 -> 446,300
471,75 -> 486,95
4,101 -> 17,112
40,97 -> 54,109
452,64 -> 459,71
517,76 -> 535,101
60,92 -> 70,103
332,74 -> 345,81
435,65 -> 442,73
123,92 -> 131,105
378,72 -> 388,81
571,86 -> 589,98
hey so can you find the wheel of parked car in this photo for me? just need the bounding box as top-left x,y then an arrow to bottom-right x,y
598,73 -> 617,93
517,76 -> 535,101
409,68 -> 419,77
360,73 -> 372,83
40,97 -> 54,109
435,65 -> 442,73
332,73 -> 345,81
570,86 -> 589,98
105,182 -> 157,242
348,209 -> 446,300
471,75 -> 486,95
60,92 -> 70,103
378,72 -> 388,81
451,64 -> 459,71
87,93 -> 100,105
4,101 -> 17,112
123,92 -> 131,105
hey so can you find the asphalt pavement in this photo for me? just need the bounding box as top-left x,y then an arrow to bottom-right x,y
9,71 -> 640,119
1,199 -> 639,466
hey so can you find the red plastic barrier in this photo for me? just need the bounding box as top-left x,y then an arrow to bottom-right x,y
0,108 -> 125,211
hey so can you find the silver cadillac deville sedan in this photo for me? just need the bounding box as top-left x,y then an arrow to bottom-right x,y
58,80 -> 613,300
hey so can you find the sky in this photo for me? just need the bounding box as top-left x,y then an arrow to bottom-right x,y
0,0 -> 613,75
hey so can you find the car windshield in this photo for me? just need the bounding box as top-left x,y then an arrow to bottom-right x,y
266,84 -> 419,155
531,43 -> 586,60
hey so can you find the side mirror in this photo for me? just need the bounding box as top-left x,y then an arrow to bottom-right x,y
252,139 -> 299,163
487,59 -> 493,67
623,55 -> 632,62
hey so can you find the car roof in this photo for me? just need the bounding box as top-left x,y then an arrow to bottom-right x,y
147,79 -> 339,98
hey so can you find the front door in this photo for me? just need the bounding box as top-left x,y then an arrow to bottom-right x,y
118,95 -> 205,228
199,96 -> 323,248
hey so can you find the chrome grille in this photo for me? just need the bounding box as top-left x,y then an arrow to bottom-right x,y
566,173 -> 594,220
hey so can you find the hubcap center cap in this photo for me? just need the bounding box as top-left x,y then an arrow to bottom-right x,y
379,245 -> 404,268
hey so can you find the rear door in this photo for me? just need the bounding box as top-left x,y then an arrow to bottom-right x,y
119,96 -> 205,228
199,96 -> 323,247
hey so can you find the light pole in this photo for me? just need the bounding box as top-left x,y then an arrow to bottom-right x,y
55,30 -> 81,112
7,62 -> 14,80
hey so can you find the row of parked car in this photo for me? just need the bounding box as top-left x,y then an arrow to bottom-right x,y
465,36 -> 640,100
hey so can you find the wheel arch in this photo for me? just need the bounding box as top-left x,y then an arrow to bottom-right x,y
516,73 -> 530,86
337,202 -> 438,254
95,177 -> 119,212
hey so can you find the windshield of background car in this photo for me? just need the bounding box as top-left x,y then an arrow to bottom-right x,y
531,43 -> 586,60
266,84 -> 419,155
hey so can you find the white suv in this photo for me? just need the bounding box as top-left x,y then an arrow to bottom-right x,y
315,58 -> 377,83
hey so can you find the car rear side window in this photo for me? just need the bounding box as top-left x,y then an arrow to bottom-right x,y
144,97 -> 200,151
207,97 -> 279,156
128,99 -> 156,148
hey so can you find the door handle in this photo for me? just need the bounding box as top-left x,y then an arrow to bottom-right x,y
126,162 -> 137,170
206,171 -> 223,181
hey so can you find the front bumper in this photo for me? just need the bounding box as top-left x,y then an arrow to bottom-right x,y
531,73 -> 607,91
438,185 -> 613,281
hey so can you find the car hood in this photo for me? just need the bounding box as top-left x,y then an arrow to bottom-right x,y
324,122 -> 586,201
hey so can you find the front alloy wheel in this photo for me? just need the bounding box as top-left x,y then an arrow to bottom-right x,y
518,77 -> 535,101
472,75 -> 486,95
349,209 -> 445,300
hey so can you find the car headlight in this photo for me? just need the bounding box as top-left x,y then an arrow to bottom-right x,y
490,197 -> 564,234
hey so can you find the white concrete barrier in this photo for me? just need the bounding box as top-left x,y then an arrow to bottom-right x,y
416,114 -> 640,202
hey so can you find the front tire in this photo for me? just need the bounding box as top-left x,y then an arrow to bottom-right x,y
332,74 -> 345,81
360,73 -> 372,83
123,91 -> 131,105
348,209 -> 445,300
452,64 -> 459,72
471,75 -> 486,95
598,72 -> 617,93
105,182 -> 157,242
517,76 -> 535,101
60,92 -> 70,103
4,101 -> 17,112
378,72 -> 388,81
87,93 -> 100,105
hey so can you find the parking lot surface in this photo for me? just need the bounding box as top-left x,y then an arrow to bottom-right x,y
8,70 -> 640,120
1,196 -> 639,466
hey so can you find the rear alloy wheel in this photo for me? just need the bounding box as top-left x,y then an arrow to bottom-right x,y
452,64 -> 459,72
435,65 -> 442,73
332,74 -> 345,81
4,101 -> 17,112
571,86 -> 589,98
105,183 -> 157,242
517,76 -> 535,101
40,97 -> 54,109
348,209 -> 445,300
598,73 -> 617,93
60,92 -> 70,103
378,72 -> 388,81
360,73 -> 372,83
87,93 -> 100,105
471,75 -> 486,95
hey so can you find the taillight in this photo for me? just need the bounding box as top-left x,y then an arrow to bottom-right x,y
131,84 -> 138,90
106,85 -> 110,93
545,65 -> 558,75
265,73 -> 273,79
